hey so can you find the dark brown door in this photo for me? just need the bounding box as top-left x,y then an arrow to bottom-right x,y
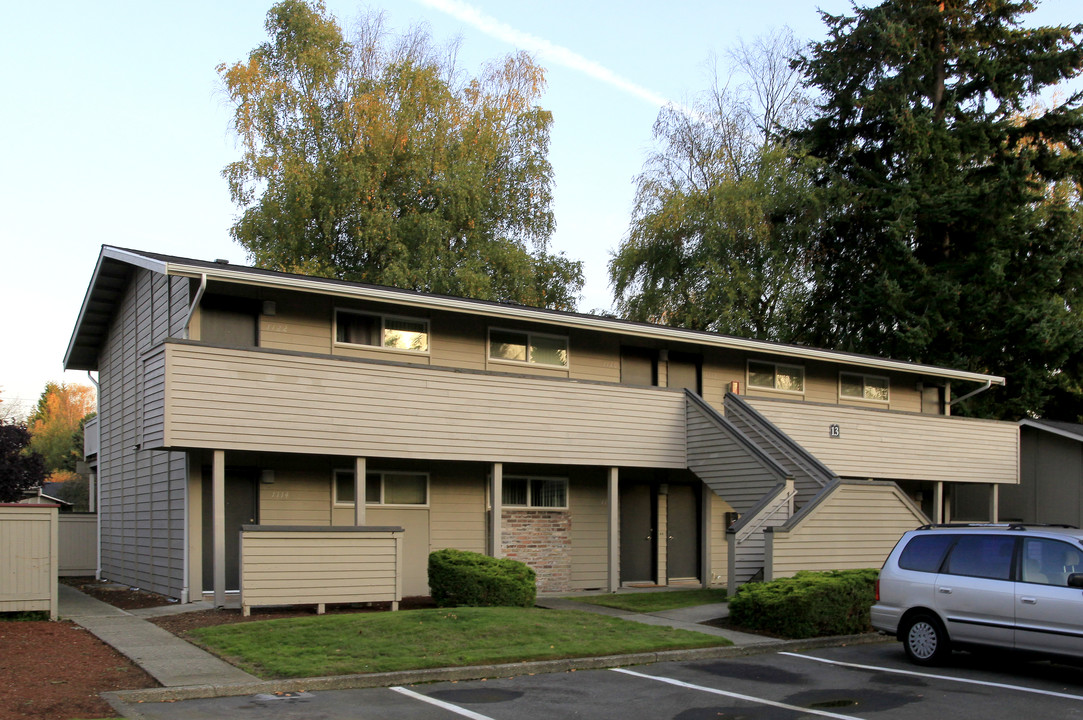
621,347 -> 658,386
668,352 -> 702,395
202,468 -> 259,592
620,483 -> 655,583
666,484 -> 700,581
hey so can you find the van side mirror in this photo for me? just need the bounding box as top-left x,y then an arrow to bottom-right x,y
1067,573 -> 1083,589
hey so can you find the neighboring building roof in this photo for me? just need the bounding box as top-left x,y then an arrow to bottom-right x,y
1019,418 -> 1083,443
64,245 -> 1007,387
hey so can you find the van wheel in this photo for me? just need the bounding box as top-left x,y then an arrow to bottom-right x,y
903,613 -> 949,665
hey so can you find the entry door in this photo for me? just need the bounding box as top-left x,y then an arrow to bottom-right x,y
666,484 -> 700,581
202,468 -> 259,592
620,483 -> 655,583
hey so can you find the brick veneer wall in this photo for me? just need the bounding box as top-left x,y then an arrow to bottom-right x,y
501,509 -> 571,592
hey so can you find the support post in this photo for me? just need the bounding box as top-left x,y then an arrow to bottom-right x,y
608,467 -> 619,592
932,481 -> 944,524
213,450 -> 226,609
354,457 -> 366,526
989,484 -> 999,523
491,462 -> 503,558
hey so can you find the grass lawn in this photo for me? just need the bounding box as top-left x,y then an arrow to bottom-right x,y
563,588 -> 728,613
188,607 -> 729,678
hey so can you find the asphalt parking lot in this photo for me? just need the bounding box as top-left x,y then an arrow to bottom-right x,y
115,642 -> 1083,719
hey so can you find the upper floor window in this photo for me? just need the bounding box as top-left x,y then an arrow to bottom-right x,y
840,372 -> 890,402
334,469 -> 428,506
748,361 -> 804,393
335,309 -> 429,353
489,328 -> 568,368
502,476 -> 568,509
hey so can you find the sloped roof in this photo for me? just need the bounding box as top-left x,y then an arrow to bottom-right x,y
64,245 -> 1008,387
1020,419 -> 1083,443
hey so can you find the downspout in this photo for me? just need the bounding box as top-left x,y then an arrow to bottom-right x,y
947,380 -> 993,409
182,273 -> 208,340
178,274 -> 205,602
86,371 -> 100,578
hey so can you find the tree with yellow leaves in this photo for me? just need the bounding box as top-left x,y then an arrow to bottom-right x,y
27,382 -> 96,478
219,1 -> 583,309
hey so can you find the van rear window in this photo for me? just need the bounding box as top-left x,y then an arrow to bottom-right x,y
899,535 -> 954,573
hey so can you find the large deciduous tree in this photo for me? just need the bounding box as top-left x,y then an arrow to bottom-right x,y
220,0 -> 583,309
610,30 -> 818,341
794,0 -> 1083,419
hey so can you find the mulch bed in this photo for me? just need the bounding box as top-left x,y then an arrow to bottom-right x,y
60,576 -> 176,610
0,619 -> 156,720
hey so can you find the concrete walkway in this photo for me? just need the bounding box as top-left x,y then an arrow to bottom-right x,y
58,584 -> 258,688
535,596 -> 780,647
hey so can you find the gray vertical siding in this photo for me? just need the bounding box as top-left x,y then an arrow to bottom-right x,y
98,268 -> 188,599
685,393 -> 788,513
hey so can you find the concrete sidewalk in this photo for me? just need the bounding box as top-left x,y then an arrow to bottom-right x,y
58,584 -> 258,688
535,596 -> 780,647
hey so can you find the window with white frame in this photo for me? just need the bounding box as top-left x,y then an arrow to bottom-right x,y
335,309 -> 429,353
488,328 -> 568,367
334,470 -> 428,506
840,372 -> 890,402
747,360 -> 804,393
501,476 -> 568,509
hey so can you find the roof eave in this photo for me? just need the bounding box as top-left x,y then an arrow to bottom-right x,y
63,247 -> 169,371
163,260 -> 1006,387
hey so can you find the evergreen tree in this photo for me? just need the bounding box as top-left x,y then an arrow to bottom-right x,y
794,0 -> 1083,418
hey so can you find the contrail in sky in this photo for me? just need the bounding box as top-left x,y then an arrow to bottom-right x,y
415,0 -> 683,112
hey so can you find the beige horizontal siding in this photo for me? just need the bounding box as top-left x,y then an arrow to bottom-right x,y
706,492 -> 731,587
766,482 -> 925,579
261,294 -> 333,355
240,529 -> 401,612
259,471 -> 332,526
0,506 -> 57,617
429,471 -> 486,555
569,471 -> 609,590
159,342 -> 687,467
745,397 -> 1019,484
58,514 -> 98,576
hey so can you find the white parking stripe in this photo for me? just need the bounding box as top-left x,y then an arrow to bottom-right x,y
390,686 -> 497,720
611,667 -> 863,720
781,652 -> 1083,702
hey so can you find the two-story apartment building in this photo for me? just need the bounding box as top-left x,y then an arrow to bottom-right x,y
64,247 -> 1019,608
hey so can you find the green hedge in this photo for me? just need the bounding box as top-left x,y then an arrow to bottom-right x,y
727,569 -> 878,638
428,549 -> 536,608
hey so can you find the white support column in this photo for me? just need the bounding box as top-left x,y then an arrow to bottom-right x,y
354,457 -> 366,526
932,481 -> 944,524
212,450 -> 226,609
989,484 -> 999,523
608,467 -> 619,592
491,463 -> 503,558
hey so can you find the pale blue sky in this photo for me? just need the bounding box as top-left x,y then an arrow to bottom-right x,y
0,0 -> 1076,409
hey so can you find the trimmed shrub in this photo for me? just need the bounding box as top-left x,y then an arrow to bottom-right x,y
428,549 -> 536,608
728,568 -> 879,638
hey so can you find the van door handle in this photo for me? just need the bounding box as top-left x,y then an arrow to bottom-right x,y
938,587 -> 952,594
1021,597 -> 1037,605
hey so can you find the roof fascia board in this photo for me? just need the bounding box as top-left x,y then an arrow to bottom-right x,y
64,248 -> 170,370
164,261 -> 1005,386
1019,419 -> 1083,443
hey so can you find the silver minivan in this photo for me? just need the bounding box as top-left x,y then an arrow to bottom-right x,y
871,524 -> 1083,665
